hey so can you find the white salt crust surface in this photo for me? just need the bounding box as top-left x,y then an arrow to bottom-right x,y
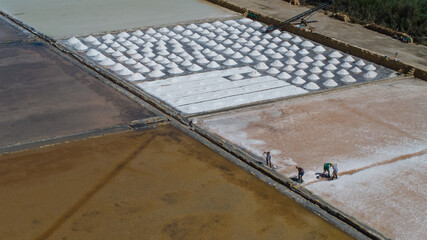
65,18 -> 395,114
307,155 -> 427,240
194,78 -> 427,239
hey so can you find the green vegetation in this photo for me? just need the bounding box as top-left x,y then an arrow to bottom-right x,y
303,0 -> 427,44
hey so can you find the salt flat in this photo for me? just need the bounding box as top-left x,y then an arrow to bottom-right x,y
194,78 -> 427,239
63,18 -> 395,115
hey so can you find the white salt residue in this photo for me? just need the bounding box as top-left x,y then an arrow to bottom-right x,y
307,155 -> 427,240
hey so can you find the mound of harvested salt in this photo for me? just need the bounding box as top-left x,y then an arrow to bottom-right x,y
304,82 -> 320,90
323,79 -> 338,87
292,77 -> 306,85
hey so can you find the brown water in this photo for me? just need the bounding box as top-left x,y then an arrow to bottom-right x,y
0,126 -> 351,239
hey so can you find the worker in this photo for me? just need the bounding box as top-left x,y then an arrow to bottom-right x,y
296,166 -> 305,183
323,163 -> 332,178
263,151 -> 272,167
332,164 -> 338,179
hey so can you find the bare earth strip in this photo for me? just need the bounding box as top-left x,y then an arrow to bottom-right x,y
0,126 -> 350,240
195,78 -> 427,239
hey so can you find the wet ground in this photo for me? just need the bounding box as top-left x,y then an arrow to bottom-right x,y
0,126 -> 350,240
225,0 -> 427,71
0,0 -> 237,39
194,77 -> 427,239
0,15 -> 30,42
0,19 -> 154,147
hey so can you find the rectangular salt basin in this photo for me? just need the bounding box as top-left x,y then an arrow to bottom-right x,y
193,78 -> 427,239
0,0 -> 237,39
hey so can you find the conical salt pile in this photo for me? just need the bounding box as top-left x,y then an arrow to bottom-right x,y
93,53 -> 107,61
223,48 -> 235,55
283,65 -> 295,72
116,37 -> 126,43
314,54 -> 326,61
351,67 -> 362,73
267,43 -> 278,49
230,74 -> 244,80
99,58 -> 115,66
207,61 -> 220,69
322,71 -> 335,78
271,53 -> 284,59
364,64 -> 376,71
232,52 -> 243,59
329,51 -> 343,58
290,45 -> 299,51
240,56 -> 253,64
253,45 -> 264,51
292,77 -> 306,85
111,63 -> 125,71
105,48 -> 115,54
84,35 -> 98,43
214,44 -> 226,51
337,69 -> 349,76
138,66 -> 150,73
98,44 -> 108,50
223,59 -> 238,66
299,49 -> 310,55
102,33 -> 115,40
271,60 -> 284,68
313,46 -> 326,52
300,56 -> 313,63
286,58 -> 298,65
125,59 -> 137,65
169,67 -> 184,74
127,73 -> 145,81
355,60 -> 366,66
117,55 -> 129,63
310,67 -> 322,74
149,69 -> 165,78
304,82 -> 320,90
146,28 -> 156,35
280,32 -> 292,39
295,70 -> 307,76
86,49 -> 100,57
118,32 -> 130,38
325,64 -> 337,71
126,49 -> 137,55
74,42 -> 88,51
255,62 -> 268,70
256,55 -> 268,61
181,59 -> 193,67
248,70 -> 261,78
188,64 -> 202,72
267,68 -> 280,75
296,63 -> 309,69
250,21 -> 263,29
133,30 -> 143,36
197,58 -> 210,65
313,61 -> 325,67
132,54 -> 143,61
277,72 -> 291,80
264,49 -> 275,55
249,50 -> 261,57
341,62 -> 352,68
341,75 -> 356,83
364,71 -> 377,79
308,74 -> 320,81
292,36 -> 302,43
213,55 -> 226,61
132,63 -> 144,69
329,58 -> 340,65
285,50 -> 296,57
323,79 -> 338,87
343,56 -> 355,62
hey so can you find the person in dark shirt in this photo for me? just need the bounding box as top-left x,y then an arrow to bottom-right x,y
323,163 -> 332,178
296,166 -> 304,183
263,151 -> 272,167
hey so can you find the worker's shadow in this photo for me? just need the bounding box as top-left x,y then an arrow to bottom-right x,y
315,172 -> 329,179
290,176 -> 299,182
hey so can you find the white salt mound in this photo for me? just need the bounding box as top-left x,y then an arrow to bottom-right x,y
169,67 -> 184,74
99,58 -> 115,66
356,60 -> 366,66
267,68 -> 280,75
256,55 -> 268,61
337,69 -> 349,76
149,69 -> 165,78
351,67 -> 362,73
310,67 -> 322,74
207,61 -> 220,69
93,53 -> 107,61
323,79 -> 338,87
292,77 -> 306,85
74,42 -> 88,51
325,64 -> 337,71
341,62 -> 352,68
127,73 -> 145,81
301,41 -> 315,48
329,51 -> 343,58
341,75 -> 356,83
255,62 -> 268,70
249,70 -> 261,78
300,56 -> 313,63
313,61 -> 325,67
286,58 -> 298,65
343,56 -> 355,62
364,71 -> 377,79
313,46 -> 326,52
280,33 -> 292,39
364,64 -> 377,71
188,64 -> 203,72
118,68 -> 133,76
296,63 -> 309,69
314,54 -> 326,61
230,74 -> 244,80
86,49 -> 100,57
102,33 -> 115,40
84,35 -> 97,43
283,65 -> 295,72
304,82 -> 320,90
271,60 -> 284,68
277,72 -> 291,80
240,56 -> 253,64
111,63 -> 125,71
295,70 -> 307,76
322,71 -> 335,78
223,59 -> 238,66
308,74 -> 320,81
272,53 -> 284,59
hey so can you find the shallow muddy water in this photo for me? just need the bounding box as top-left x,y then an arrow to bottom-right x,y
0,0 -> 237,38
0,126 -> 350,239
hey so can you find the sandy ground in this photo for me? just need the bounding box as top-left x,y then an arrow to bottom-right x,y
0,126 -> 350,240
0,41 -> 154,148
195,77 -> 427,239
0,0 -> 237,39
225,0 -> 427,71
0,15 -> 30,42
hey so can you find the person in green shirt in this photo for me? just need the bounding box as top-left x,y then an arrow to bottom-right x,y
323,163 -> 332,178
